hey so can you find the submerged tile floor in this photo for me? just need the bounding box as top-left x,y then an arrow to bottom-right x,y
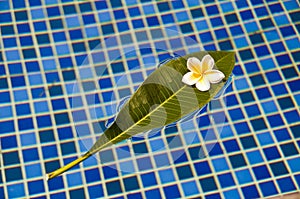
0,0 -> 299,198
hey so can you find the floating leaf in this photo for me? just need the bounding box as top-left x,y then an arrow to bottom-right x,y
47,51 -> 235,180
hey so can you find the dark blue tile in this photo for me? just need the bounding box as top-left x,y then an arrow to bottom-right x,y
85,168 -> 101,183
94,1 -> 108,9
18,118 -> 34,131
69,29 -> 83,40
277,177 -> 296,192
127,193 -> 143,199
288,79 -> 300,92
61,142 -> 76,155
229,108 -> 244,120
242,185 -> 260,198
23,148 -> 39,162
54,113 -> 70,125
0,78 -> 8,89
103,166 -> 118,179
36,34 -> 50,44
235,0 -> 249,8
0,12 -> 12,23
225,13 -> 238,24
268,114 -> 284,127
133,142 -> 148,154
270,161 -> 288,176
255,46 -> 270,56
162,14 -> 174,24
180,23 -> 193,33
147,16 -> 159,26
1,25 -> 14,35
276,54 -> 292,66
280,26 -> 296,37
200,177 -> 218,192
281,143 -> 298,157
29,0 -> 41,6
263,146 -> 281,160
79,2 -> 92,12
270,42 -> 286,53
223,139 -> 240,153
88,185 -> 104,198
218,173 -> 235,188
230,25 -> 244,36
199,32 -> 213,42
63,5 -> 76,14
234,122 -> 250,135
255,7 -> 269,17
69,188 -> 85,199
47,7 -> 60,17
206,5 -> 219,15
110,0 -> 123,8
42,145 -> 58,159
39,129 -> 55,143
229,154 -> 246,168
5,167 -> 23,182
114,9 -> 126,19
128,7 -> 140,17
40,47 -> 53,56
157,2 -> 170,12
106,180 -> 122,195
101,24 -> 114,35
194,161 -> 211,175
256,87 -> 271,99
117,21 -> 129,32
163,185 -> 181,198
4,38 -> 17,48
123,176 -> 139,191
250,118 -> 267,131
176,165 -> 193,180
82,14 -> 95,24
13,0 -> 26,8
260,181 -> 278,197
141,172 -> 157,187
282,67 -> 298,79
215,29 -> 228,39
47,176 -> 64,191
269,3 -> 283,13
1,135 -> 17,149
278,96 -> 294,110
50,19 -> 63,29
3,151 -> 20,166
14,10 -> 28,21
284,110 -> 300,124
239,49 -> 254,61
240,136 -> 257,149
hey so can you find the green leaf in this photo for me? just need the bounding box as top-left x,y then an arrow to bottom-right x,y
47,51 -> 235,180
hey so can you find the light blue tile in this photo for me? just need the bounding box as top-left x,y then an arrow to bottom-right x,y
7,183 -> 25,198
25,163 -> 42,178
67,172 -> 83,187
212,157 -> 229,172
13,89 -> 28,102
31,8 -> 45,19
159,168 -> 175,183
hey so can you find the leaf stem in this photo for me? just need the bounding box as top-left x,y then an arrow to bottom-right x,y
46,152 -> 92,180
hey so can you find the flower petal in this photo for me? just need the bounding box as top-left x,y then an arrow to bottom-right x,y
196,77 -> 210,91
187,57 -> 201,74
200,55 -> 214,73
205,70 -> 225,84
182,72 -> 201,85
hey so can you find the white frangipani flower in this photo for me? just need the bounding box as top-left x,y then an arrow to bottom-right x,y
182,55 -> 225,91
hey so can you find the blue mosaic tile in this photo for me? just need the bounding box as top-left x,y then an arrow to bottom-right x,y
0,0 -> 299,198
